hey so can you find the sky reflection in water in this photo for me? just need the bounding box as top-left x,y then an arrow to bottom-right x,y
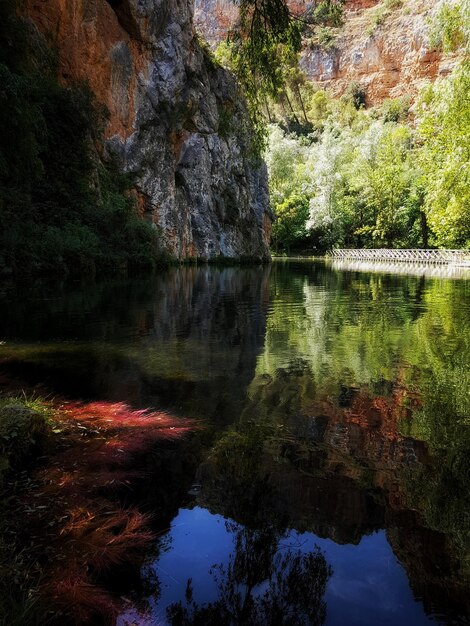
144,506 -> 435,626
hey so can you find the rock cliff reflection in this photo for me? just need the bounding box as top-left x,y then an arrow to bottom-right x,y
0,261 -> 469,624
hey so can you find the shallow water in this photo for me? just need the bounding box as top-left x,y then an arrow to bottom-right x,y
1,260 -> 469,625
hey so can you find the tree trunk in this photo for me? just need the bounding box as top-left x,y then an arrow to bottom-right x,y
264,96 -> 273,123
284,90 -> 300,125
420,211 -> 429,248
295,83 -> 309,125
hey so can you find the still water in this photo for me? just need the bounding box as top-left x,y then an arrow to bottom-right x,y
1,260 -> 469,625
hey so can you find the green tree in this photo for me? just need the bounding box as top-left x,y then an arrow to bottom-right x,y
0,0 -> 160,277
416,62 -> 470,246
353,124 -> 414,246
272,194 -> 310,253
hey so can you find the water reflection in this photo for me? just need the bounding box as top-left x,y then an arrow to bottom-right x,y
119,508 -> 436,626
0,261 -> 469,624
329,258 -> 470,279
0,267 -> 270,424
165,516 -> 330,626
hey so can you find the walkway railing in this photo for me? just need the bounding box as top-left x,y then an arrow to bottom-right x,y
328,249 -> 470,265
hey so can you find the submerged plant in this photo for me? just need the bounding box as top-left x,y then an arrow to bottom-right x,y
0,397 -> 196,625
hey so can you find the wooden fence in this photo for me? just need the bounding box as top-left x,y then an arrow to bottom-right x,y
328,249 -> 470,265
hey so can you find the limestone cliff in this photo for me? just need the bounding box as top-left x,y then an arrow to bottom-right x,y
299,0 -> 459,104
194,0 -> 458,104
26,0 -> 271,260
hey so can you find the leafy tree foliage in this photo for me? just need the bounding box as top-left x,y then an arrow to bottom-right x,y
416,62 -> 470,247
429,0 -> 470,52
416,0 -> 470,247
262,0 -> 470,252
217,1 -> 346,152
271,194 -> 310,252
266,96 -> 424,252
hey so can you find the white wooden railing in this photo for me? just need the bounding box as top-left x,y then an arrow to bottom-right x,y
328,249 -> 470,265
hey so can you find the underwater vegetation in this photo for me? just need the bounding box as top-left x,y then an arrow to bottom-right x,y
0,395 -> 195,625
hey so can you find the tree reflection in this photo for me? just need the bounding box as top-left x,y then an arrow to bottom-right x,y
167,520 -> 330,626
168,405 -> 331,626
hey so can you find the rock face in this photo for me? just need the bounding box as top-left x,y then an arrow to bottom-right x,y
299,0 -> 458,104
25,0 -> 271,260
194,0 -> 458,104
194,0 -> 312,45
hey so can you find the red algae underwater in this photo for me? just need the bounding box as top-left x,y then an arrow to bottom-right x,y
6,399 -> 196,625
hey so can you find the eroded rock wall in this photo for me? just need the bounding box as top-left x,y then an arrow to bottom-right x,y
299,0 -> 458,104
26,0 -> 271,260
194,0 -> 458,104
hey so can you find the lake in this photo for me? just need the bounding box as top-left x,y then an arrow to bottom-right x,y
1,260 -> 469,625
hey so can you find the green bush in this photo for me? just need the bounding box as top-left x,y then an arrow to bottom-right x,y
379,96 -> 411,122
0,400 -> 49,485
344,81 -> 367,109
312,0 -> 346,28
